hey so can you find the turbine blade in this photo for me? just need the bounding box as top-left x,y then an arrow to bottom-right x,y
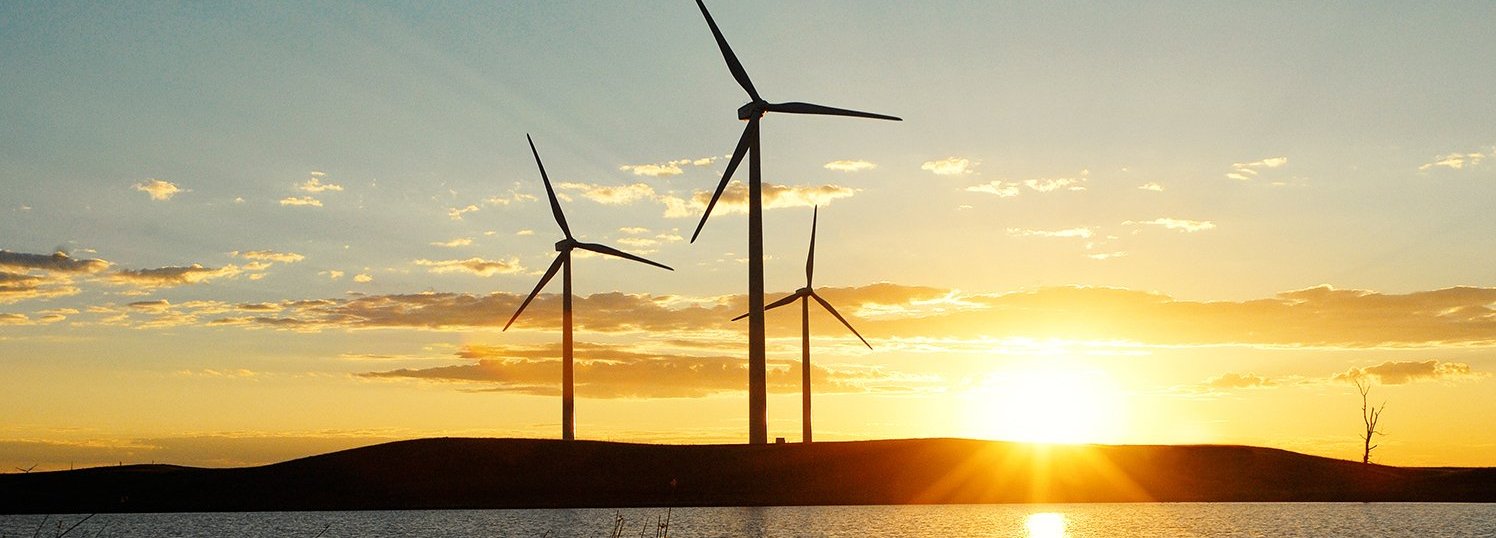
503,255 -> 565,331
690,121 -> 753,243
694,0 -> 760,101
527,134 -> 572,239
806,206 -> 818,287
577,242 -> 674,271
811,292 -> 872,350
765,102 -> 901,121
731,291 -> 804,321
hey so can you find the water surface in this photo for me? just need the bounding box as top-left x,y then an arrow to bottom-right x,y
3,503 -> 1493,537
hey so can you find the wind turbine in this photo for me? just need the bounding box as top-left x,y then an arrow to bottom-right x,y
732,207 -> 870,443
505,134 -> 674,441
689,0 -> 900,444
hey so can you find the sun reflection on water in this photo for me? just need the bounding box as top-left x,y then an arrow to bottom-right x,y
1025,512 -> 1067,538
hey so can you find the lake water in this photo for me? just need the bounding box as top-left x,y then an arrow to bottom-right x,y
3,503 -> 1493,537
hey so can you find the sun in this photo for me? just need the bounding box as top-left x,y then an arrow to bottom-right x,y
963,360 -> 1129,444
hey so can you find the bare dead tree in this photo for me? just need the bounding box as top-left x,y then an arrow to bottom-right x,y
1356,377 -> 1386,464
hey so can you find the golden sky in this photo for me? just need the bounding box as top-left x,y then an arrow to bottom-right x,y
2,1 -> 1494,470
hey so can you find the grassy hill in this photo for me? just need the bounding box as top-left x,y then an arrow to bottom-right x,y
2,438 -> 1492,513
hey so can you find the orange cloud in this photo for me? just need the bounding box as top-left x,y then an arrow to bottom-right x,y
108,264 -> 243,288
360,343 -> 927,398
413,257 -> 524,277
1333,360 -> 1482,385
0,251 -> 103,303
114,283 -> 1493,350
1186,359 -> 1482,394
133,179 -> 185,200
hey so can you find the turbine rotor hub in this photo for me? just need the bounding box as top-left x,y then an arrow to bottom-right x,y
737,100 -> 768,120
555,239 -> 577,252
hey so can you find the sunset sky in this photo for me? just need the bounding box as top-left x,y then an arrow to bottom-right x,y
3,1 -> 1494,470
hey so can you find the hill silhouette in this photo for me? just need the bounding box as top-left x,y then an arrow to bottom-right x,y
3,438 -> 1492,513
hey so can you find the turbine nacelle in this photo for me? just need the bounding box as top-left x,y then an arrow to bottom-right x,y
555,238 -> 578,252
737,100 -> 768,120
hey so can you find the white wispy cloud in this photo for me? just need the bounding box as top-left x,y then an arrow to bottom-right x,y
824,160 -> 877,172
967,172 -> 1087,198
1006,227 -> 1095,239
298,172 -> 343,193
616,233 -> 684,253
1023,176 -> 1088,192
431,238 -> 473,248
921,157 -> 975,176
557,182 -> 658,205
280,196 -> 323,207
353,273 -> 373,283
661,183 -> 856,218
542,179 -> 854,218
133,179 -> 185,201
447,205 -> 479,220
1137,182 -> 1165,192
965,181 -> 1020,197
1227,156 -> 1288,180
618,156 -> 719,177
485,191 -> 537,206
231,250 -> 305,264
620,163 -> 682,177
1418,152 -> 1486,171
1130,218 -> 1217,232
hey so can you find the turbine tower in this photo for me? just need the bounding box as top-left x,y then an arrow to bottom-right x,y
689,0 -> 900,444
506,134 -> 674,441
732,207 -> 871,443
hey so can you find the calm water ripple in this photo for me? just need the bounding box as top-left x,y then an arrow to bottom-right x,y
3,503 -> 1493,537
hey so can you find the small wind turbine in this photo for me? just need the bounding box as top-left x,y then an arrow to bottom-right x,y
690,0 -> 899,445
732,207 -> 870,443
506,135 -> 674,441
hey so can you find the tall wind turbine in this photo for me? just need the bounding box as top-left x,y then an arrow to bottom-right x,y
506,134 -> 674,441
689,0 -> 900,444
732,207 -> 870,443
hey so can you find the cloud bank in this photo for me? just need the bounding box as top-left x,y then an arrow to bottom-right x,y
359,343 -> 923,398
168,283 -> 1496,349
